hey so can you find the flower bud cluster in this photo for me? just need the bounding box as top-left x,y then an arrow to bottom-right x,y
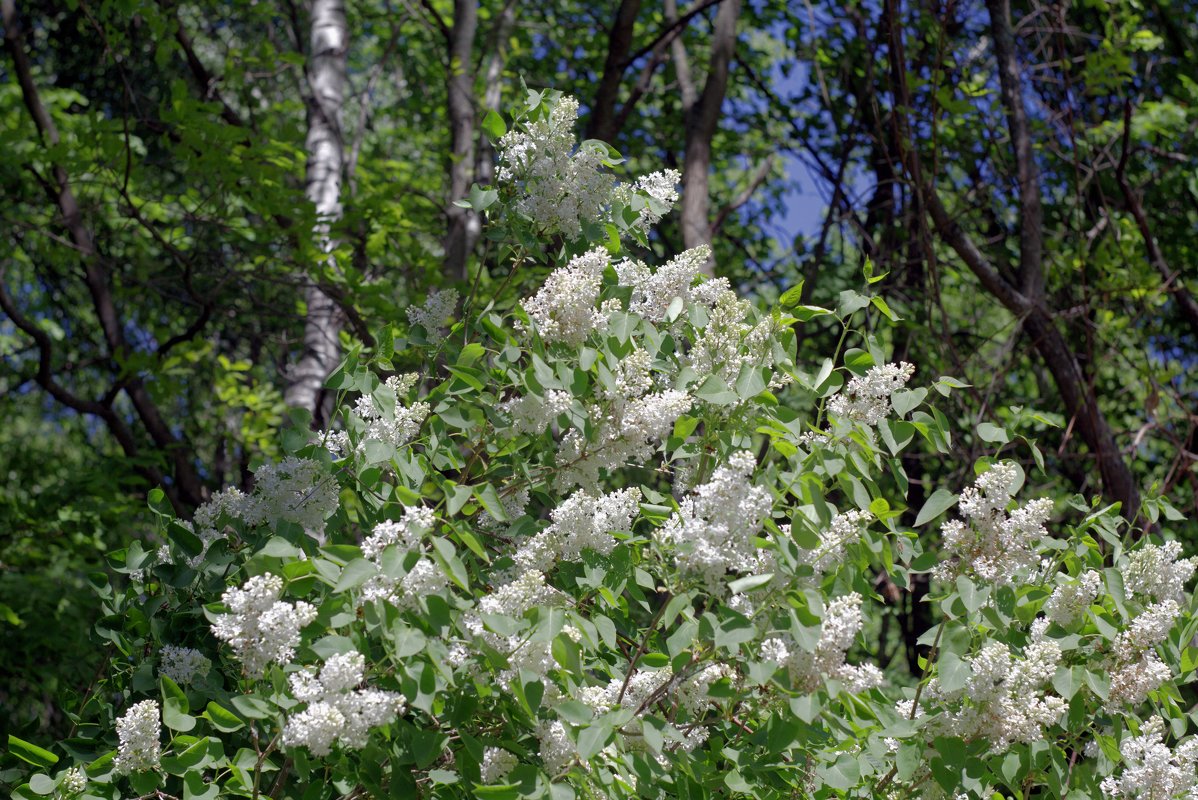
359,505 -> 440,609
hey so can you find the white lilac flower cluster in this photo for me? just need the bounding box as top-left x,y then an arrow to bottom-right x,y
521,248 -> 617,346
536,719 -> 579,775
1101,717 -> 1198,799
114,700 -> 161,774
159,457 -> 338,567
62,766 -> 87,794
915,633 -> 1064,753
555,372 -> 692,490
500,389 -> 572,436
480,746 -> 519,784
933,463 -> 1053,586
323,374 -> 428,459
496,96 -> 615,240
1106,599 -> 1180,709
658,452 -> 772,593
157,645 -> 211,686
616,246 -> 714,324
407,288 -> 459,342
761,593 -> 883,694
1121,539 -> 1198,604
514,487 -> 640,572
282,651 -> 405,756
462,569 -> 571,688
210,573 -> 317,678
612,169 -> 681,234
798,509 -> 872,576
1042,570 -> 1102,626
359,505 -> 440,609
496,95 -> 679,241
827,362 -> 915,426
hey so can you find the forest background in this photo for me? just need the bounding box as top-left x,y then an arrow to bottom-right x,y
1,0 -> 1196,748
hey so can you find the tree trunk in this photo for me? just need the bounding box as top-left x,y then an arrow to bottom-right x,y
443,0 -> 479,282
285,0 -> 349,428
588,0 -> 642,142
679,0 -> 741,275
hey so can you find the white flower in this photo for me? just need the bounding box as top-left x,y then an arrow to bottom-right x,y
500,390 -> 572,435
114,700 -> 161,774
657,452 -> 771,593
361,505 -> 436,560
282,651 -> 405,756
920,636 -> 1064,753
513,487 -> 640,572
1122,540 -> 1197,604
158,645 -> 211,686
353,375 -> 430,451
497,96 -> 616,240
828,362 -> 915,426
521,248 -> 612,345
61,766 -> 87,794
536,719 -> 577,774
764,593 -> 880,694
934,463 -> 1052,586
798,509 -> 872,575
247,457 -> 340,534
1101,717 -> 1198,799
1106,599 -> 1180,709
616,246 -> 711,323
210,574 -> 317,677
480,747 -> 518,783
407,288 -> 459,342
1042,570 -> 1102,626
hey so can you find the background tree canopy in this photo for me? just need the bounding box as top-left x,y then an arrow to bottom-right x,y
1,0 -> 1196,790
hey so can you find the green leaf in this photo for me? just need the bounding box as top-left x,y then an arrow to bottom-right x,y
734,363 -> 767,400
870,295 -> 900,321
728,573 -> 773,594
576,723 -> 613,760
7,736 -> 58,768
431,537 -> 470,591
915,489 -> 959,526
204,702 -> 244,733
779,282 -> 805,308
184,770 -> 219,800
334,558 -> 377,592
977,422 -> 1010,444
474,484 -> 509,522
695,375 -> 738,405
161,675 -> 196,732
481,110 -> 507,140
27,775 -> 55,796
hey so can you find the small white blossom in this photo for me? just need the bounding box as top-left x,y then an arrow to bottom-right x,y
407,288 -> 459,342
114,700 -> 161,774
828,362 -> 915,426
480,747 -> 518,783
283,652 -> 405,756
934,463 -> 1052,586
1101,717 -> 1198,799
500,390 -> 572,435
1043,570 -> 1102,626
210,574 -> 317,677
158,645 -> 211,686
1122,540 -> 1197,604
61,766 -> 87,794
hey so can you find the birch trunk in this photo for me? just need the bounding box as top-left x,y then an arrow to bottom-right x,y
285,0 -> 349,427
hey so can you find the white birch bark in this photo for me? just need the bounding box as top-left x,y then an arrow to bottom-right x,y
285,0 -> 349,426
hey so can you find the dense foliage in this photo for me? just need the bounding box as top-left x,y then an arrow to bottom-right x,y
2,0 -> 1197,798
